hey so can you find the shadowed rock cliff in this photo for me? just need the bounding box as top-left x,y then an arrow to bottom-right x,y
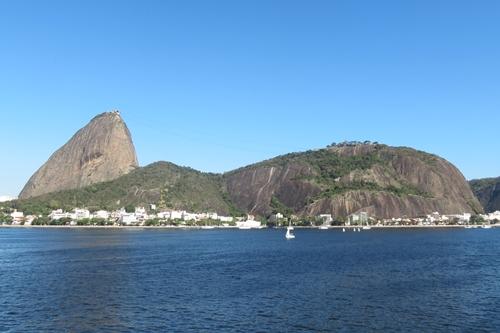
470,177 -> 500,213
19,111 -> 138,199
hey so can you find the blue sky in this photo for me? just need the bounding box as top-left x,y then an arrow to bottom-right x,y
1,0 -> 499,196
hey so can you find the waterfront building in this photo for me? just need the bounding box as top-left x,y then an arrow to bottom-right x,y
348,212 -> 369,226
93,210 -> 110,220
182,212 -> 198,221
49,209 -> 70,220
170,211 -> 184,220
119,213 -> 139,226
71,209 -> 91,220
487,211 -> 500,221
218,216 -> 234,223
10,210 -> 24,224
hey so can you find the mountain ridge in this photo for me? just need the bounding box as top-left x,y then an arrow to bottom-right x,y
12,142 -> 482,219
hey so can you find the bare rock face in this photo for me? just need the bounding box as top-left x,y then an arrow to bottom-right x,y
470,177 -> 500,213
19,111 -> 138,199
225,144 -> 483,219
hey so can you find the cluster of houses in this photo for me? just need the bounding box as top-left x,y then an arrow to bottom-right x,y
3,205 -> 500,228
47,206 -> 238,226
312,211 -> 500,227
3,206 -> 239,227
343,211 -> 500,226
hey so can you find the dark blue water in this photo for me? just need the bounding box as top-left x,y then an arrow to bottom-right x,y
1,228 -> 500,332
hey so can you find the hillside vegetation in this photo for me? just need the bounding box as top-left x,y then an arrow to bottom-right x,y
11,162 -> 241,216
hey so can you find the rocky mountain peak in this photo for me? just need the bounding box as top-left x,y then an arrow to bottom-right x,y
19,111 -> 138,199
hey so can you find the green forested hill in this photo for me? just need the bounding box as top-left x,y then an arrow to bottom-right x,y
11,162 -> 240,216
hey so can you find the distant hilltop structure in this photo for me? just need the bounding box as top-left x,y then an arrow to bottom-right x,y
327,140 -> 380,147
19,111 -> 138,199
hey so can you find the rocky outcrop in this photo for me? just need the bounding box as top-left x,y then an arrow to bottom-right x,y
224,144 -> 483,218
470,177 -> 500,213
19,111 -> 138,199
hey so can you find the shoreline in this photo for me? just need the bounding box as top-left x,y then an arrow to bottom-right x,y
0,224 -> 497,229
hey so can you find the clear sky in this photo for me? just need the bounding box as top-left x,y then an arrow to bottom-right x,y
1,0 -> 499,197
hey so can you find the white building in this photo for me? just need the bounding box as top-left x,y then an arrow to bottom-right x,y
93,210 -> 110,220
134,207 -> 149,221
486,211 -> 500,221
171,210 -> 184,220
71,209 -> 91,220
111,208 -> 126,220
135,207 -> 147,215
218,216 -> 234,223
119,213 -> 139,226
24,215 -> 36,226
348,212 -> 369,226
157,211 -> 171,219
182,212 -> 198,221
49,209 -> 70,220
10,210 -> 24,224
269,213 -> 285,223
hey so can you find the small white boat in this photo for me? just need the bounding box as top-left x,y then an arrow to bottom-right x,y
285,226 -> 295,240
201,226 -> 215,230
238,226 -> 252,230
357,228 -> 361,232
464,225 -> 473,229
362,226 -> 371,230
342,228 -> 346,232
319,225 -> 329,230
237,220 -> 262,230
482,225 -> 492,229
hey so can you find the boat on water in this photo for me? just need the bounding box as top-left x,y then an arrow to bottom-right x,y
342,228 -> 346,232
236,220 -> 263,230
319,225 -> 329,230
201,226 -> 215,230
285,220 -> 295,239
482,225 -> 492,229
